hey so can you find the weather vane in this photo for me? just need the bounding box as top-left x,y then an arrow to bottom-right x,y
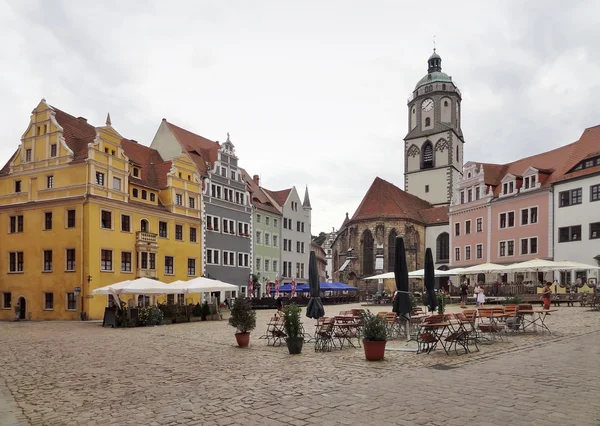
433,35 -> 436,52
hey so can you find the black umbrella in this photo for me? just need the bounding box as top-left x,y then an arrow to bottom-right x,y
306,251 -> 325,319
392,236 -> 411,319
424,247 -> 438,313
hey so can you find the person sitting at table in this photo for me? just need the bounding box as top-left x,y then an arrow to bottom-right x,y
475,282 -> 485,308
542,281 -> 552,311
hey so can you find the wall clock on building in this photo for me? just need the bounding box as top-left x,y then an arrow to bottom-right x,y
422,98 -> 433,111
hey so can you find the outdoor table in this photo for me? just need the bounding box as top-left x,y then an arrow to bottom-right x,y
333,319 -> 361,348
334,315 -> 358,323
517,309 -> 556,334
419,322 -> 452,354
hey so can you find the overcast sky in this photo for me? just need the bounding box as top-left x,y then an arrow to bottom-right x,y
2,0 -> 600,234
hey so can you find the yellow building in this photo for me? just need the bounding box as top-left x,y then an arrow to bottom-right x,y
0,100 -> 203,321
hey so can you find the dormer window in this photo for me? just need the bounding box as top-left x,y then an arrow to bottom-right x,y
25,149 -> 32,162
133,168 -> 139,178
50,144 -> 57,157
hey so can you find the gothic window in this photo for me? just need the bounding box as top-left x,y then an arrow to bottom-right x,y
362,230 -> 374,275
425,117 -> 431,127
436,232 -> 449,263
387,229 -> 397,272
422,142 -> 434,169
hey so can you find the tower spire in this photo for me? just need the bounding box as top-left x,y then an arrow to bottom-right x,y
433,34 -> 436,52
106,113 -> 112,126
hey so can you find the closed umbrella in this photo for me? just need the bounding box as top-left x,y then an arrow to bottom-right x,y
291,277 -> 297,298
392,237 -> 411,319
424,248 -> 438,313
266,281 -> 271,297
306,251 -> 325,319
248,275 -> 254,299
275,275 -> 280,298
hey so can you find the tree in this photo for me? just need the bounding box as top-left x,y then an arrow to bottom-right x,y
312,231 -> 327,246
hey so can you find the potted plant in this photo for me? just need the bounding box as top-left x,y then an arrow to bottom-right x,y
228,296 -> 256,347
283,303 -> 303,354
360,310 -> 388,361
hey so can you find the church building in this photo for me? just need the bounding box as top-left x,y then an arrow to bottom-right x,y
331,50 -> 462,293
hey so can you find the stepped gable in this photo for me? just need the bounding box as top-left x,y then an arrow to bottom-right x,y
121,138 -> 170,189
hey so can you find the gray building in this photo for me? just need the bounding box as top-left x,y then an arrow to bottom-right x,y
151,121 -> 252,294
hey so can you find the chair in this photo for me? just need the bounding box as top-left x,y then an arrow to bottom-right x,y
314,317 -> 335,352
445,313 -> 475,354
478,307 -> 506,340
417,315 -> 448,353
504,304 -> 521,332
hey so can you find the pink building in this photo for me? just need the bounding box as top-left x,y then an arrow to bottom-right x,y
449,141 -> 582,282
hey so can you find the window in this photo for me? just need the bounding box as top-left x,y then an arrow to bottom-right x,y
559,188 -> 582,207
96,172 -> 105,186
475,187 -> 480,200
223,251 -> 235,266
132,188 -> 138,198
121,214 -> 131,232
159,221 -> 168,237
150,193 -> 156,202
9,215 -> 24,233
521,209 -> 528,226
66,249 -> 76,271
121,252 -> 132,272
559,225 -> 582,243
530,237 -> 538,254
283,239 -> 288,251
521,239 -> 528,255
425,185 -> 429,193
265,233 -> 270,246
141,220 -> 149,233
530,207 -> 538,224
207,215 -> 219,232
149,253 -> 156,270
26,149 -> 32,162
507,240 -> 514,256
67,210 -> 76,228
425,117 -> 431,127
264,259 -> 270,272
190,227 -> 197,242
273,235 -> 279,247
175,194 -> 183,206
101,250 -> 113,271
274,218 -> 278,228
460,192 -> 465,204
509,182 -> 514,193
15,180 -> 21,193
187,259 -> 196,276
256,231 -> 262,244
141,190 -> 147,200
67,293 -> 76,310
188,197 -> 195,209
467,189 -> 472,203
9,252 -> 24,272
101,210 -> 112,229
465,220 -> 471,235
222,219 -> 235,234
256,257 -> 262,271
175,225 -> 183,240
47,175 -> 54,188
238,253 -> 249,267
3,292 -> 11,309
301,222 -> 305,233
436,232 -> 449,262
112,177 -> 121,191
500,213 -> 506,228
499,241 -> 506,257
296,221 -> 300,232
301,263 -> 305,278
455,222 -> 460,236
44,212 -> 52,230
44,293 -> 54,310
221,166 -> 227,177
43,250 -> 53,271
591,184 -> 600,202
231,170 -> 236,180
206,249 -> 220,265
297,241 -> 301,252
455,247 -> 460,262
476,218 -> 482,233
265,217 -> 270,226
48,143 -> 57,157
257,214 -> 261,224
465,246 -> 471,260
296,262 -> 301,277
301,242 -> 305,253
476,244 -> 483,259
141,252 -> 149,269
164,256 -> 174,274
508,212 -> 515,227
590,222 -> 600,239
133,167 -> 139,177
422,142 -> 433,169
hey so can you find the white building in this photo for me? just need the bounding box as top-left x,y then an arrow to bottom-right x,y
263,186 -> 312,284
553,154 -> 600,285
322,229 -> 338,282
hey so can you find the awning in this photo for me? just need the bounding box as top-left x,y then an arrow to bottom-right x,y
338,259 -> 351,272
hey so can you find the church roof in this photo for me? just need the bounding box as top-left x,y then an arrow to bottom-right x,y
349,177 -> 447,225
303,186 -> 312,208
415,71 -> 453,90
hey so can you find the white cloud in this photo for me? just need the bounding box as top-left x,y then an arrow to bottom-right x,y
1,0 -> 599,234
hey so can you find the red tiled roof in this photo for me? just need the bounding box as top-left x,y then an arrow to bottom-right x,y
350,177 -> 435,224
263,188 -> 292,207
553,125 -> 600,183
164,120 -> 220,175
240,168 -> 281,215
121,139 -> 169,189
420,205 -> 450,225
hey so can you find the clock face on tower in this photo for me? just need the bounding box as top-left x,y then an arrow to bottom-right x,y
422,98 -> 433,112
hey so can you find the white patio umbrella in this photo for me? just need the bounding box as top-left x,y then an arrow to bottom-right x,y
117,277 -> 172,295
501,258 -> 565,272
167,277 -> 239,294
554,260 -> 600,271
365,269 -> 457,280
451,262 -> 508,275
91,280 -> 132,295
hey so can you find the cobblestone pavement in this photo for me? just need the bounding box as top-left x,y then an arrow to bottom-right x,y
1,304 -> 599,425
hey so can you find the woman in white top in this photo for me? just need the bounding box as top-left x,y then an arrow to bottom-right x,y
475,282 -> 485,308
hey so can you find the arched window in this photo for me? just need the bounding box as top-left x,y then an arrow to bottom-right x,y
422,142 -> 434,169
436,232 -> 449,263
362,230 -> 374,275
477,273 -> 486,284
425,117 -> 431,127
444,100 -> 448,107
141,219 -> 149,233
387,229 -> 397,272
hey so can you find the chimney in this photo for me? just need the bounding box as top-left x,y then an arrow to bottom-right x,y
77,117 -> 87,122
253,174 -> 259,185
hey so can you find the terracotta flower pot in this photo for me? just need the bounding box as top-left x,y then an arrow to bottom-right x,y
362,339 -> 386,361
286,337 -> 304,355
235,332 -> 250,348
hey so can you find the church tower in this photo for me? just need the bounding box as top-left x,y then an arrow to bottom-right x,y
404,50 -> 464,206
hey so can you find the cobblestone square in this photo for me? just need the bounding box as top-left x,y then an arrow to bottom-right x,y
1,304 -> 599,425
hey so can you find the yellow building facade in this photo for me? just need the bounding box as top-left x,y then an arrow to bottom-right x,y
0,100 -> 204,321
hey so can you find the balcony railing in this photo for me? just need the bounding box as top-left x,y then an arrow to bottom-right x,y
137,232 -> 157,244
